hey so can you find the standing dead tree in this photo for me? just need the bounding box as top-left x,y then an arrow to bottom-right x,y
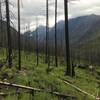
55,0 -> 58,67
45,0 -> 49,64
18,0 -> 21,70
64,0 -> 72,76
0,0 -> 3,47
0,0 -> 2,33
45,0 -> 50,71
5,0 -> 12,68
36,17 -> 39,66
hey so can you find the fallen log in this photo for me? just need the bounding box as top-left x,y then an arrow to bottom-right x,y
62,80 -> 95,99
0,81 -> 77,99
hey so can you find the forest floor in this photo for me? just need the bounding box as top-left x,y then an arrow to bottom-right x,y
0,49 -> 100,100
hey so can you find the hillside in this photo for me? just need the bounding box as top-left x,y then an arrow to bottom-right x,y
23,14 -> 100,65
1,14 -> 100,64
69,14 -> 100,43
24,14 -> 100,45
0,49 -> 100,100
1,14 -> 100,50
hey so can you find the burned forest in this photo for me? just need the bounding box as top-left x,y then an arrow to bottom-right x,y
0,0 -> 100,100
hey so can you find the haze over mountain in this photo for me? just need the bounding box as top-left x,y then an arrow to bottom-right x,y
1,14 -> 100,64
1,14 -> 100,52
69,14 -> 100,44
24,14 -> 100,46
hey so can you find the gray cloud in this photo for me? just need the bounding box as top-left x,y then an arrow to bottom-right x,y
69,0 -> 100,18
7,0 -> 100,32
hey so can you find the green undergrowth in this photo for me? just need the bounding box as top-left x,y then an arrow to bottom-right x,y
0,49 -> 100,100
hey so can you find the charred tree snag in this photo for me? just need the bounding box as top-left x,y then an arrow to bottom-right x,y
5,0 -> 12,68
0,1 -> 2,34
55,0 -> 58,67
18,0 -> 21,70
36,17 -> 39,66
64,0 -> 72,76
45,0 -> 49,64
0,1 -> 3,47
45,0 -> 50,72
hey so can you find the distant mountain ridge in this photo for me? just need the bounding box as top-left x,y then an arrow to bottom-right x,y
24,14 -> 100,46
1,14 -> 100,64
69,14 -> 100,44
1,14 -> 100,54
1,14 -> 100,49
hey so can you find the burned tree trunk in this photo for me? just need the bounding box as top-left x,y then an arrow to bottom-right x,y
64,0 -> 71,76
45,0 -> 49,64
5,0 -> 12,68
0,1 -> 2,46
45,0 -> 50,72
55,0 -> 58,67
36,17 -> 39,66
0,1 -> 2,33
18,0 -> 21,70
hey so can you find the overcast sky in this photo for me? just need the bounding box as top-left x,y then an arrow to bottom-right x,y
8,0 -> 100,32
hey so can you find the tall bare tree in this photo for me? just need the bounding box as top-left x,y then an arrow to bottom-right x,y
45,0 -> 49,64
36,17 -> 39,66
64,0 -> 71,76
0,0 -> 2,40
5,0 -> 12,68
55,0 -> 58,67
45,0 -> 50,72
18,0 -> 21,70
